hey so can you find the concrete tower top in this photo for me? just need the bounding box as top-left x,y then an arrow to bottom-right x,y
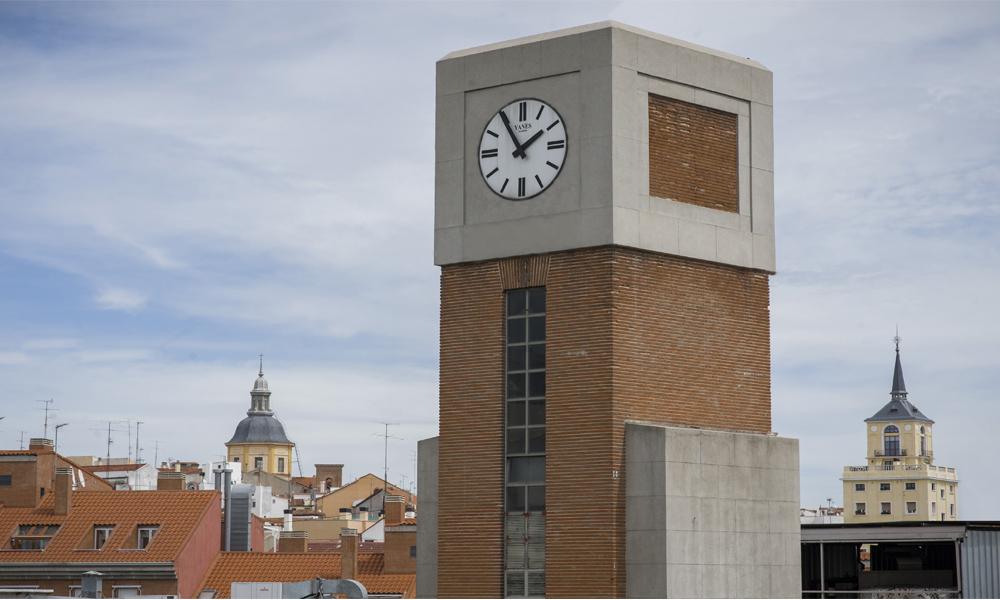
434,21 -> 775,272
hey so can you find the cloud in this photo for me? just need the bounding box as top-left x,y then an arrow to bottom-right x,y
95,287 -> 147,311
0,2 -> 997,517
0,352 -> 30,366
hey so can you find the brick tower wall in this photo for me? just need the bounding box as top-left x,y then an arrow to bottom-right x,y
437,246 -> 771,598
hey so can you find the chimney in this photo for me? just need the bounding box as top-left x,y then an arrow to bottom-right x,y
385,495 -> 405,526
29,438 -> 54,453
54,467 -> 73,515
339,507 -> 353,520
278,530 -> 307,553
80,570 -> 103,599
358,508 -> 369,522
157,471 -> 185,491
340,528 -> 358,580
283,508 -> 293,532
314,463 -> 343,491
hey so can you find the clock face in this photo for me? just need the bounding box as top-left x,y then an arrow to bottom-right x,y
478,98 -> 567,201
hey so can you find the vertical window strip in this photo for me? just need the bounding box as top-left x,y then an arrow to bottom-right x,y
504,288 -> 545,598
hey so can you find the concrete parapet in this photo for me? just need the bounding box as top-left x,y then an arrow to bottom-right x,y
625,422 -> 800,598
416,437 -> 439,598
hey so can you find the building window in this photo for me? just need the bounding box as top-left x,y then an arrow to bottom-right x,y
950,504 -> 954,516
505,288 -> 545,599
931,483 -> 936,491
941,489 -> 945,499
905,482 -> 916,491
906,502 -> 917,515
9,524 -> 60,550
410,545 -> 417,558
932,501 -> 937,514
854,483 -> 865,491
880,482 -> 890,491
278,457 -> 285,473
883,425 -> 900,456
0,475 -> 11,486
880,502 -> 891,515
112,586 -> 141,598
137,525 -> 159,550
94,526 -> 114,550
231,456 -> 239,463
254,457 -> 264,470
855,503 -> 866,516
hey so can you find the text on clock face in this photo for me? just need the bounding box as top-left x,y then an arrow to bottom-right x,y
478,98 -> 567,201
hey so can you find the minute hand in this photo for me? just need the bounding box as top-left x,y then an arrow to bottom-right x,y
512,129 -> 544,158
499,111 -> 526,157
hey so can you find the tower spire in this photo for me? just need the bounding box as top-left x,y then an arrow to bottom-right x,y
259,353 -> 264,377
891,329 -> 907,398
249,356 -> 272,415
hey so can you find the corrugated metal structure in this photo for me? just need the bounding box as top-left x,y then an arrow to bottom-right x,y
802,522 -> 1000,598
962,528 -> 1000,598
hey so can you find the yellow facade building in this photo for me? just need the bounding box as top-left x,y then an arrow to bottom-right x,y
842,339 -> 958,523
225,362 -> 294,477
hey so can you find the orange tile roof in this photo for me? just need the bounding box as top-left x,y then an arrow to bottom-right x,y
0,490 -> 217,563
198,552 -> 415,598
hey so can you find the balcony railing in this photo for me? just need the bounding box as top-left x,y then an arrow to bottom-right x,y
844,464 -> 957,475
874,449 -> 907,457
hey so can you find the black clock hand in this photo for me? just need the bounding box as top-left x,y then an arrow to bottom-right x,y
512,129 -> 544,158
499,110 -> 526,157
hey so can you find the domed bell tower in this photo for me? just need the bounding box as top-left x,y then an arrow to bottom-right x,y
225,357 -> 294,477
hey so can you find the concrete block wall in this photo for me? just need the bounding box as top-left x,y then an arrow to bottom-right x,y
415,437 -> 438,598
626,422 -> 800,598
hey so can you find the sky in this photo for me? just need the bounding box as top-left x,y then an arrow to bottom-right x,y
0,1 -> 998,517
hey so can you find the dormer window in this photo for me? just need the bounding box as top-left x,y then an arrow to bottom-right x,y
94,525 -> 114,550
9,524 -> 60,550
137,525 -> 159,550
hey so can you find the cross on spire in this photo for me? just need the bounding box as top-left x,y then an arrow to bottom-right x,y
893,326 -> 902,353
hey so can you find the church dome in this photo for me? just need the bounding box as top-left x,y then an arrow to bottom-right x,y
227,414 -> 292,445
227,358 -> 293,446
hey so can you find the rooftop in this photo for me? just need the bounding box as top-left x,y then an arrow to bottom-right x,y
0,490 -> 218,563
198,552 -> 415,598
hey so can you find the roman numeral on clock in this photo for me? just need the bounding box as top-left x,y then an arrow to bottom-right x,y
535,105 -> 544,120
517,177 -> 526,197
547,140 -> 565,150
500,178 -> 509,193
519,101 -> 527,121
534,174 -> 543,189
481,149 -> 498,158
486,167 -> 498,178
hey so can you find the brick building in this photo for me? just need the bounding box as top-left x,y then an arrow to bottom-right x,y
0,467 -> 221,597
418,22 -> 800,598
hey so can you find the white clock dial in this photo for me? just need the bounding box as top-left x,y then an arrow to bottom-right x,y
478,98 -> 567,200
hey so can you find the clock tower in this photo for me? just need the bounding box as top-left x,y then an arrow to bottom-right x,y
419,22 -> 800,598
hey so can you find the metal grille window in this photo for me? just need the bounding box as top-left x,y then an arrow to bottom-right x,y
505,288 -> 545,598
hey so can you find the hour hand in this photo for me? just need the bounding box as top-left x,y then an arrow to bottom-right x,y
499,110 -> 526,157
512,129 -> 544,158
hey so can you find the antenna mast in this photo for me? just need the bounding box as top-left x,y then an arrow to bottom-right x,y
38,399 -> 55,439
374,423 -> 402,491
135,421 -> 143,463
